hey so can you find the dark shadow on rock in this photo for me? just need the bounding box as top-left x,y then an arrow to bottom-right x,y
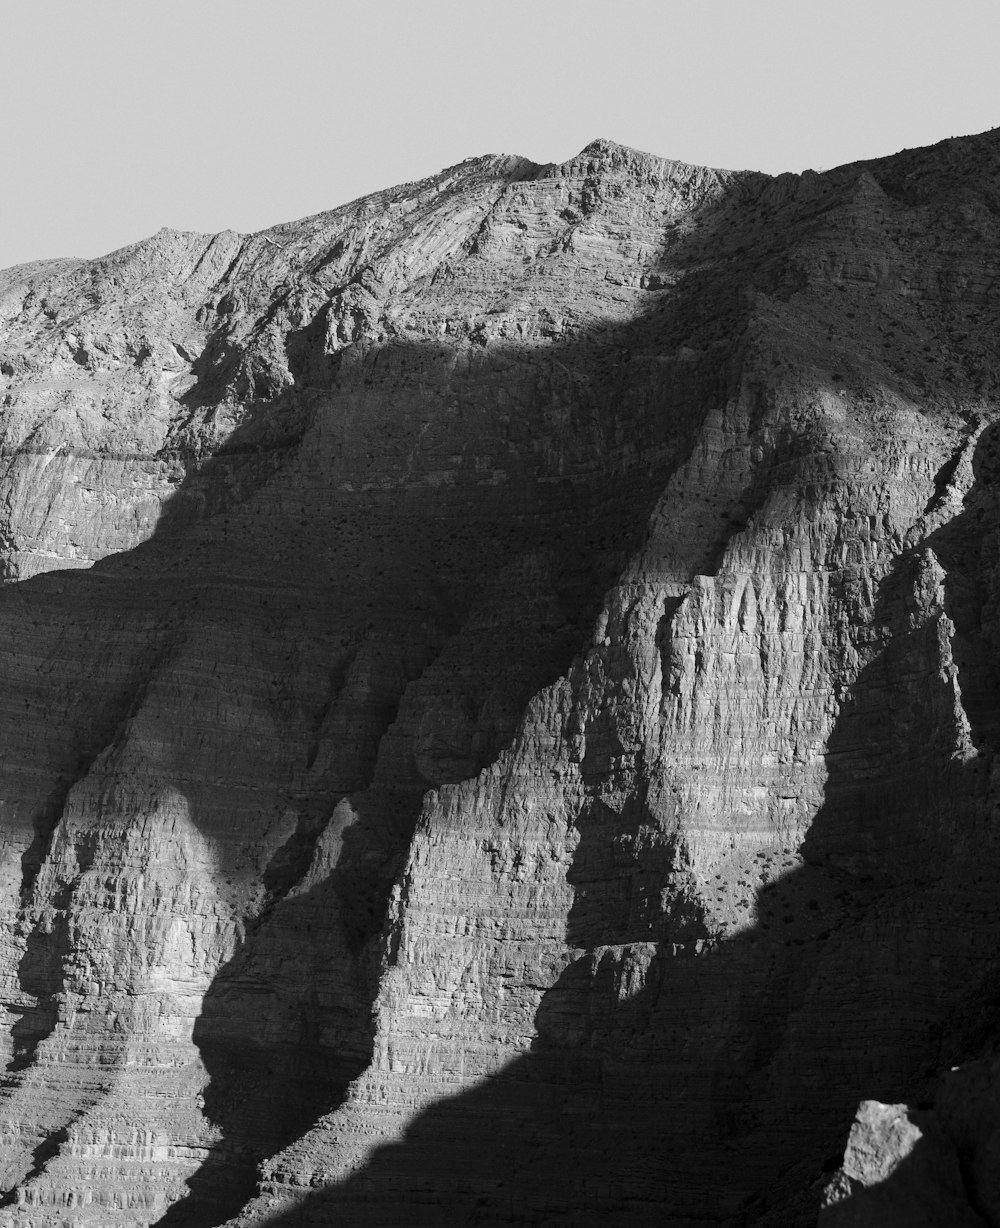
0,1104 -> 92,1211
0,595 -> 181,1104
6,896 -> 70,1075
224,397 -> 1000,1227
137,156 -> 796,1225
2,152 -> 979,1221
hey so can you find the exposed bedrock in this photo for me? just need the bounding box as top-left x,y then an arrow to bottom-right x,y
0,130 -> 999,1225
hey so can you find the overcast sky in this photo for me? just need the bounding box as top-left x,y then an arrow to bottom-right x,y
2,0 -> 997,270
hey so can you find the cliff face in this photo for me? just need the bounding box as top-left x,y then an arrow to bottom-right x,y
0,130 -> 999,1226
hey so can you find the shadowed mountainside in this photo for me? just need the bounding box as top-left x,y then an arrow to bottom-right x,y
0,131 -> 998,1226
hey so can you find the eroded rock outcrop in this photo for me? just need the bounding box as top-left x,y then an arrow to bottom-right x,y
0,129 -> 1000,1225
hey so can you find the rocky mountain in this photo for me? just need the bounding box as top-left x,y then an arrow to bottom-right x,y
0,128 -> 999,1226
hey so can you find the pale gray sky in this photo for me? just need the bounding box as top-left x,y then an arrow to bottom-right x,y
2,0 -> 997,270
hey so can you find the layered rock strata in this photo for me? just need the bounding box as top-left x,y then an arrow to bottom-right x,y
0,129 -> 999,1225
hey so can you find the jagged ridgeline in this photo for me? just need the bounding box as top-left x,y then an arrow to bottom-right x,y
0,130 -> 999,1227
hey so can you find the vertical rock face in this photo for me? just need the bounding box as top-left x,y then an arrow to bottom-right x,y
0,129 -> 1000,1225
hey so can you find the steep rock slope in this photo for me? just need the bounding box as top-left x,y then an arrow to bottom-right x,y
0,131 -> 998,1225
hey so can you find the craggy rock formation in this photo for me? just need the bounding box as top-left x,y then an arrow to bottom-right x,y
1,128 -> 1000,1226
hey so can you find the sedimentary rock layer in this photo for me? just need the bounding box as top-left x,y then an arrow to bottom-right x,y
0,129 -> 999,1225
